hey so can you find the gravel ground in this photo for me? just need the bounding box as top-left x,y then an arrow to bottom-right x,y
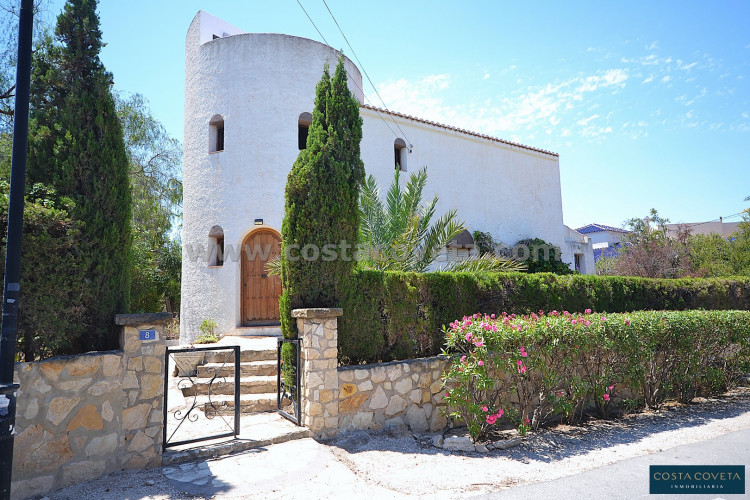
45,386 -> 750,499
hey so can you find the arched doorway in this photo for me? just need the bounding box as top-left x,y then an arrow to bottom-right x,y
241,229 -> 282,325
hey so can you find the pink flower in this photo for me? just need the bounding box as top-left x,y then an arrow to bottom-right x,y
584,320 -> 591,327
460,355 -> 466,363
486,415 -> 497,424
625,319 -> 631,326
585,308 -> 592,314
608,385 -> 614,391
482,406 -> 488,412
519,346 -> 527,357
520,365 -> 527,374
556,390 -> 564,397
571,319 -> 577,325
496,409 -> 504,418
601,317 -> 607,322
517,360 -> 523,366
445,392 -> 450,397
603,393 -> 610,401
524,418 -> 530,425
465,332 -> 473,341
474,341 -> 484,347
478,360 -> 484,366
491,314 -> 496,319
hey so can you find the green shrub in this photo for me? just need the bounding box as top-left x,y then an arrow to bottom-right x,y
339,271 -> 750,364
441,309 -> 750,441
194,333 -> 219,344
0,184 -> 88,360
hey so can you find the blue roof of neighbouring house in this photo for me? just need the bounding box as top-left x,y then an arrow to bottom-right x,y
593,244 -> 625,262
575,223 -> 631,235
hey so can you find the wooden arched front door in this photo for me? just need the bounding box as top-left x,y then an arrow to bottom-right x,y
241,229 -> 282,324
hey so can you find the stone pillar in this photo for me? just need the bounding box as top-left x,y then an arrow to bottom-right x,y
292,308 -> 341,440
114,312 -> 171,468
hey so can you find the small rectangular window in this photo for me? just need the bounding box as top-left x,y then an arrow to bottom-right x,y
217,236 -> 224,266
216,124 -> 224,152
298,124 -> 309,150
574,253 -> 582,273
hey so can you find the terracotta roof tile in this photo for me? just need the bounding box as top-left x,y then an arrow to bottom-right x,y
360,104 -> 559,157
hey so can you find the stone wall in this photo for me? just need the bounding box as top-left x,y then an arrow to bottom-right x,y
294,308 -> 451,440
11,313 -> 171,499
338,357 -> 449,434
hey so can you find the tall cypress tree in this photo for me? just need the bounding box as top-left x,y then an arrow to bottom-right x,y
280,57 -> 364,338
26,0 -> 131,351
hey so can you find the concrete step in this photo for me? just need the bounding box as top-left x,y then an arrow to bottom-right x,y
162,412 -> 310,466
204,348 -> 277,364
197,360 -> 277,378
194,393 -> 285,414
226,325 -> 282,337
181,375 -> 276,397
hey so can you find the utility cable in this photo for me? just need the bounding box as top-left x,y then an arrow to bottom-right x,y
321,0 -> 414,149
295,0 -> 409,147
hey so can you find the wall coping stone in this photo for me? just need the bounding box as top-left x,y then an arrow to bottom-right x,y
338,355 -> 449,372
115,312 -> 173,326
291,308 -> 343,319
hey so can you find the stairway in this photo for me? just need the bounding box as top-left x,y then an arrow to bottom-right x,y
181,333 -> 282,414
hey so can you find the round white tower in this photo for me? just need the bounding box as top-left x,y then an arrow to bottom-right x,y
181,11 -> 363,342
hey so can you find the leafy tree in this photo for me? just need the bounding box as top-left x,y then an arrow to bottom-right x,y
116,92 -> 182,313
359,167 -> 524,273
607,209 -> 693,279
688,233 -> 741,277
279,58 -> 364,339
26,0 -> 131,351
0,0 -> 52,130
689,198 -> 750,277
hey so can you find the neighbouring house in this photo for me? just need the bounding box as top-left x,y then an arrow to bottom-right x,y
666,220 -> 741,239
180,11 -> 594,342
575,223 -> 631,262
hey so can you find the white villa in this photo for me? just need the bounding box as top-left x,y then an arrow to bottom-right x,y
180,11 -> 594,342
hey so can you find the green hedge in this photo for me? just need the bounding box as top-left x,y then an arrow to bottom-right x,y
339,271 -> 750,364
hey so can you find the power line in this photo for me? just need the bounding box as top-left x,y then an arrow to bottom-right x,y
294,0 -> 409,148
686,212 -> 744,228
320,0 -> 413,150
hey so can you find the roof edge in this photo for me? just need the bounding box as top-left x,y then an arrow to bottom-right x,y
360,104 -> 559,157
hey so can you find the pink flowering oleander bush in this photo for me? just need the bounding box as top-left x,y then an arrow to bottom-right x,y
441,310 -> 750,441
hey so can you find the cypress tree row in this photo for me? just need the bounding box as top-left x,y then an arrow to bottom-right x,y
280,57 -> 364,339
26,0 -> 131,352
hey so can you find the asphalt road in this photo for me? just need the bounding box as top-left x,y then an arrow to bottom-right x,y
483,428 -> 750,500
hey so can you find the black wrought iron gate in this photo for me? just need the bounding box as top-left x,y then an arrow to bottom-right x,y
277,338 -> 300,424
163,345 -> 240,449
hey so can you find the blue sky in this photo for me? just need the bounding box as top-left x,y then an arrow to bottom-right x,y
44,0 -> 750,229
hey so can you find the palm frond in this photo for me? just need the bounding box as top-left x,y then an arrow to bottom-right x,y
414,209 -> 465,272
442,254 -> 527,273
264,255 -> 282,276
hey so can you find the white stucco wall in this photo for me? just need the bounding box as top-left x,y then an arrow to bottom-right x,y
564,225 -> 595,275
359,108 -> 569,261
587,230 -> 627,248
181,11 -> 363,341
180,12 -> 592,341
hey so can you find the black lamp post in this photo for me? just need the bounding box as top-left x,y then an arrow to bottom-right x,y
0,0 -> 35,498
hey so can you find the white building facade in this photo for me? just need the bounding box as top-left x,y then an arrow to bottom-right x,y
180,11 -> 594,341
